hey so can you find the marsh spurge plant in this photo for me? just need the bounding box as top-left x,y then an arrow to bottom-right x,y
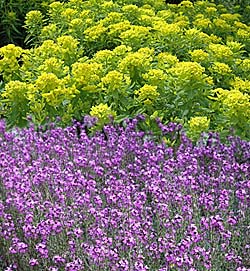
0,117 -> 250,271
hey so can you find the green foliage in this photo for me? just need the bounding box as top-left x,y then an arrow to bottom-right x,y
0,0 -> 249,140
0,0 -> 68,48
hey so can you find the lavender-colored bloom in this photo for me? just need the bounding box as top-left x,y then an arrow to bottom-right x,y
0,118 -> 249,270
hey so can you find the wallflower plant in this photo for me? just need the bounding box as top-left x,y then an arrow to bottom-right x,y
0,116 -> 249,270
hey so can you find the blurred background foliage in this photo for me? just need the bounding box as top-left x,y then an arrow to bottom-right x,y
0,0 -> 68,48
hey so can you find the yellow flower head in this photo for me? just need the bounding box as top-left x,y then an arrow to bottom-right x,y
41,24 -> 58,39
108,20 -> 131,37
230,77 -> 250,94
120,25 -> 151,44
205,7 -> 217,14
101,70 -> 131,92
113,45 -> 132,56
61,8 -> 77,22
221,90 -> 250,120
209,62 -> 232,75
189,49 -> 209,63
236,27 -> 250,40
142,69 -> 167,85
135,84 -> 159,105
220,13 -> 241,23
84,24 -> 107,41
35,40 -> 60,59
118,48 -> 154,73
157,52 -> 179,69
226,41 -> 245,54
35,72 -> 61,93
101,12 -> 124,26
213,18 -> 231,31
3,81 -> 28,100
178,1 -> 193,8
69,18 -> 85,34
169,61 -> 205,81
208,44 -> 233,61
189,116 -> 210,134
38,57 -> 69,77
193,18 -> 212,29
25,10 -> 43,27
239,59 -> 250,73
90,103 -> 116,124
0,44 -> 22,59
72,62 -> 103,88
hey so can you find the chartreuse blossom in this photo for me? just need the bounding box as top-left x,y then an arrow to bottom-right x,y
153,21 -> 181,37
24,10 -> 43,29
193,14 -> 212,30
56,35 -> 81,64
108,20 -> 131,37
100,12 -> 124,26
48,1 -> 64,22
38,57 -> 69,78
189,49 -> 209,63
68,18 -> 85,35
84,23 -> 107,42
213,88 -> 250,131
0,44 -> 23,81
118,47 -> 154,78
113,45 -> 132,56
169,61 -> 205,81
135,84 -> 159,105
90,103 -> 116,126
142,69 -> 167,86
61,8 -> 77,22
120,25 -> 151,47
208,43 -> 233,62
2,81 -> 29,102
157,52 -> 179,69
72,62 -> 103,92
238,59 -> 250,75
34,40 -> 60,59
230,77 -> 250,94
209,62 -> 232,76
101,70 -> 131,94
41,85 -> 80,107
188,116 -> 210,139
35,72 -> 61,93
92,49 -> 114,64
40,24 -> 59,40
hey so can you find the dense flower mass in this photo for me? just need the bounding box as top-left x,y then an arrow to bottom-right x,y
0,0 -> 249,139
0,117 -> 249,271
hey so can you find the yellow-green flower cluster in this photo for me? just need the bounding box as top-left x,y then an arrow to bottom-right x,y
24,10 -> 43,28
142,69 -> 167,86
118,47 -> 154,74
209,62 -> 232,76
208,43 -> 233,62
214,88 -> 250,125
188,116 -> 210,137
0,44 -> 23,81
101,70 -> 131,93
157,52 -> 179,69
72,62 -> 103,92
189,49 -> 209,63
90,103 -> 116,125
169,61 -> 205,81
135,84 -> 159,105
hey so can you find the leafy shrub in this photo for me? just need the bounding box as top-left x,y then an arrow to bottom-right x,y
0,117 -> 250,271
0,0 -> 249,139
